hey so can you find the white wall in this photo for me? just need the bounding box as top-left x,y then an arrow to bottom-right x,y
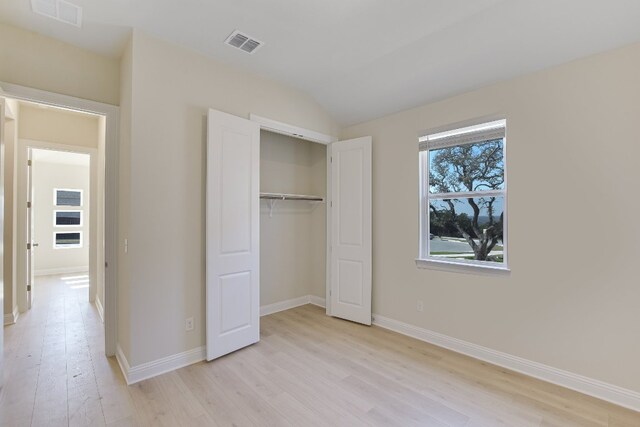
260,131 -> 326,306
32,160 -> 90,275
120,30 -> 338,366
341,42 -> 640,394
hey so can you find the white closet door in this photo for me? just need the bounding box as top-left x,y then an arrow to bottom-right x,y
206,109 -> 260,361
330,136 -> 372,325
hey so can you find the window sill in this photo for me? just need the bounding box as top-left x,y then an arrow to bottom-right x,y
415,258 -> 510,275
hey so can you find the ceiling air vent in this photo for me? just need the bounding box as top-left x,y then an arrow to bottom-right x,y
224,30 -> 264,54
31,0 -> 82,27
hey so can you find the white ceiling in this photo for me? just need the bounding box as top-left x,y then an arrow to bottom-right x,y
2,0 -> 640,125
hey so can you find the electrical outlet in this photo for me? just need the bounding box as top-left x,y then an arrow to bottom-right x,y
416,300 -> 424,312
185,317 -> 194,331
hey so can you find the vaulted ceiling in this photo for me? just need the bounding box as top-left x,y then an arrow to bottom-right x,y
2,0 -> 640,125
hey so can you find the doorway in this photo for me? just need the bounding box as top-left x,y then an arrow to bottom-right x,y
0,81 -> 118,357
205,109 -> 372,361
28,148 -> 93,309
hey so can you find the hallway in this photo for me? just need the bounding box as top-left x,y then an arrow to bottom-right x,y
1,275 -> 131,426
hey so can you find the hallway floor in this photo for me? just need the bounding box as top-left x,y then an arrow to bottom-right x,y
1,274 -> 131,426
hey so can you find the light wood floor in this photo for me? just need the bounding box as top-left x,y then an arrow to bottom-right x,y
2,277 -> 639,426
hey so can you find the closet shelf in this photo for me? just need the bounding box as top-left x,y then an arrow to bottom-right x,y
260,192 -> 324,202
260,192 -> 325,217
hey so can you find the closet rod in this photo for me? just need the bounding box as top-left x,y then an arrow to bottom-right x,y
260,192 -> 324,202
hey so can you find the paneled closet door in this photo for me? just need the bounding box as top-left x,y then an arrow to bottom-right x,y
329,136 -> 372,325
206,109 -> 260,361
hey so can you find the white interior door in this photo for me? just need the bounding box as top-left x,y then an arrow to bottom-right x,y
26,148 -> 35,309
206,109 -> 260,361
329,136 -> 372,325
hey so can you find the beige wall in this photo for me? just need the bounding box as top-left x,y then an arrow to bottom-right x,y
120,30 -> 338,366
18,104 -> 101,148
0,24 -> 120,105
32,161 -> 90,274
2,99 -> 18,321
117,37 -> 133,359
341,42 -> 640,393
260,131 -> 326,306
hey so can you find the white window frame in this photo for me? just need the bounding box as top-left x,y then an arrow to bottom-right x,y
416,119 -> 509,272
53,209 -> 83,227
54,188 -> 83,207
54,231 -> 83,249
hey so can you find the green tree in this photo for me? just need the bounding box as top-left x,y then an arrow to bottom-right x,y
429,140 -> 504,260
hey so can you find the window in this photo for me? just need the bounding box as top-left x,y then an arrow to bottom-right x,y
54,232 -> 82,249
418,119 -> 507,270
55,189 -> 82,207
54,210 -> 82,226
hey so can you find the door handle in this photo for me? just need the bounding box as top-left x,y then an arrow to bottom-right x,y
33,243 -> 39,247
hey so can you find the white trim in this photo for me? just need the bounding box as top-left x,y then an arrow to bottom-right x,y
309,295 -> 326,308
1,81 -> 119,357
325,143 -> 333,316
114,297 -> 324,385
115,345 -> 132,384
259,295 -> 327,316
35,266 -> 88,276
116,344 -> 206,385
260,295 -> 311,317
3,306 -> 20,325
372,314 -> 640,412
416,257 -> 510,273
428,190 -> 504,200
95,296 -> 104,322
250,113 -> 336,145
419,118 -> 508,271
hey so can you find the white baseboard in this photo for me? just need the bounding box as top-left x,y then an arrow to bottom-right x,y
3,306 -> 19,325
260,295 -> 311,316
372,314 -> 640,412
114,296 -> 327,385
35,266 -> 89,276
95,297 -> 104,322
116,344 -> 206,385
260,294 -> 326,316
309,295 -> 326,308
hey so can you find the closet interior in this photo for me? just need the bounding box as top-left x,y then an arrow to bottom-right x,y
259,130 -> 327,309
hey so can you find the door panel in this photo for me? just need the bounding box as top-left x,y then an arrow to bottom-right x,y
330,136 -> 372,325
206,109 -> 260,361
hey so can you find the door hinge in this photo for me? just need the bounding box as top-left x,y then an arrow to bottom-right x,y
27,285 -> 31,291
27,201 -> 31,208
329,290 -> 332,296
330,156 -> 333,163
105,262 -> 108,268
330,201 -> 333,207
27,243 -> 31,250
28,159 -> 32,166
